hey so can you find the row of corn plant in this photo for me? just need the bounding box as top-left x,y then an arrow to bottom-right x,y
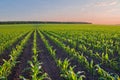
38,30 -> 85,80
20,30 -> 48,80
0,32 -> 20,45
42,31 -> 120,80
0,31 -> 32,79
0,31 -> 28,54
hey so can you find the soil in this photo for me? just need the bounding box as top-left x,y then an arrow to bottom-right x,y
8,32 -> 33,80
37,31 -> 64,80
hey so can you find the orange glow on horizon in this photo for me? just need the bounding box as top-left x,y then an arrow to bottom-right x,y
43,17 -> 120,25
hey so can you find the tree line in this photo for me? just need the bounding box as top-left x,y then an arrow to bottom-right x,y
0,21 -> 92,24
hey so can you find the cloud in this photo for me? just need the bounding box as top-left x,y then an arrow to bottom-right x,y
95,0 -> 118,7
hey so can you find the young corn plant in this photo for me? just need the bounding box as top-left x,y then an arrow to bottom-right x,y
29,57 -> 47,80
57,59 -> 85,80
95,65 -> 119,80
101,52 -> 109,64
67,67 -> 85,80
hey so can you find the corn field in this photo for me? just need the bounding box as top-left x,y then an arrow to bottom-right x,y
0,24 -> 120,80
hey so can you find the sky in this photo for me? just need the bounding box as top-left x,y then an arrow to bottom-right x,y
0,0 -> 120,24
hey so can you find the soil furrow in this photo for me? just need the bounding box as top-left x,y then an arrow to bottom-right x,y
8,32 -> 33,80
37,31 -> 64,80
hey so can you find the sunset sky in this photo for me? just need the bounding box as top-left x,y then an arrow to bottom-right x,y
0,0 -> 120,24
